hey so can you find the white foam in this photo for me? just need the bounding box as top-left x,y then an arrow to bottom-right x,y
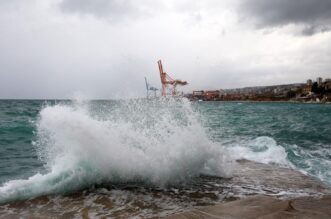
227,136 -> 291,166
0,98 -> 232,203
289,144 -> 331,185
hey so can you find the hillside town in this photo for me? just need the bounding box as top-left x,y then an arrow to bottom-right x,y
187,77 -> 331,103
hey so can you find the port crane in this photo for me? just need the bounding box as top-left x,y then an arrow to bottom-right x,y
144,77 -> 158,98
157,60 -> 188,96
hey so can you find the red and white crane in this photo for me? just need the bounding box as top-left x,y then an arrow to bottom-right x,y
157,60 -> 188,97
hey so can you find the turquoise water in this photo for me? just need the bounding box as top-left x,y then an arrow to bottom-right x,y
0,100 -> 44,184
196,102 -> 331,183
0,100 -> 330,203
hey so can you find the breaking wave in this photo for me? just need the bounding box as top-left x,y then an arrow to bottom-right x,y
0,98 -> 232,203
227,136 -> 292,166
1,98 -> 326,204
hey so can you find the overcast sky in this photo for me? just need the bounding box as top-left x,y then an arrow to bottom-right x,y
1,0 -> 331,98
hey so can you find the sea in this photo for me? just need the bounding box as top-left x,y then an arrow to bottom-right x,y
0,99 -> 330,218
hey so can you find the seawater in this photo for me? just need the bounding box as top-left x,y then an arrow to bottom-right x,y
197,101 -> 331,182
0,99 -> 330,217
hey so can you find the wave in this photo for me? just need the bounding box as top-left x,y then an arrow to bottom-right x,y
227,136 -> 292,166
227,136 -> 331,186
0,98 -> 232,203
286,143 -> 331,185
1,98 -> 329,203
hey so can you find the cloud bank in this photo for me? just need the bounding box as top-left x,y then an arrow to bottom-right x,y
240,0 -> 331,35
0,0 -> 330,98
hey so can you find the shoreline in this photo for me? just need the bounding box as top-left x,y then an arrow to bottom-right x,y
167,195 -> 331,219
167,159 -> 331,218
166,160 -> 331,219
1,160 -> 330,218
191,100 -> 331,104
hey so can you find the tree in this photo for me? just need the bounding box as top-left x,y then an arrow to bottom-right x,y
311,82 -> 319,93
287,90 -> 296,98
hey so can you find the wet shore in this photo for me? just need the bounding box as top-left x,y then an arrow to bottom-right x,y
168,159 -> 331,218
168,195 -> 331,219
0,160 -> 330,218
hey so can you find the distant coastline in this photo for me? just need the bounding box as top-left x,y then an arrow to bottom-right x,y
187,77 -> 331,103
195,100 -> 331,104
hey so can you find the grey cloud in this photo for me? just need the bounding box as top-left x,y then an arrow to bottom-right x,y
0,0 -> 330,98
301,25 -> 318,36
301,25 -> 331,36
58,0 -> 161,20
240,0 -> 331,35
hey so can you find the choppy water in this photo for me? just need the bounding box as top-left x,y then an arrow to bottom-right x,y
0,99 -> 330,218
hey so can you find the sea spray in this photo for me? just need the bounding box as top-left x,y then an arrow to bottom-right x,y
0,98 -> 232,203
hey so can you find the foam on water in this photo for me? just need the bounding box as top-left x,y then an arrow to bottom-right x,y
286,143 -> 331,184
227,136 -> 331,185
227,136 -> 292,167
0,98 -> 232,203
